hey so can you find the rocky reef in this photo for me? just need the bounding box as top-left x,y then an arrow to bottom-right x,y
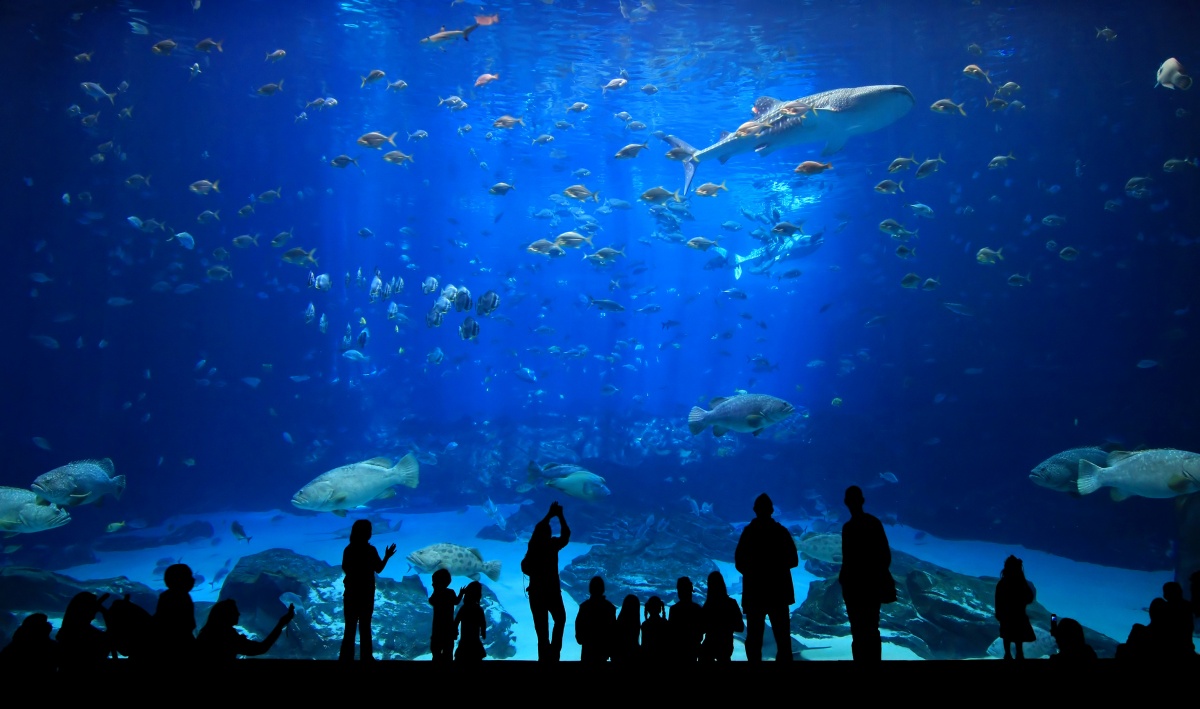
217,548 -> 517,660
559,510 -> 738,605
790,547 -> 1120,659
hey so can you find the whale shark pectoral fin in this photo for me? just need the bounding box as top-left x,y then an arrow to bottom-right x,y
821,132 -> 849,156
683,160 -> 697,194
754,143 -> 775,157
734,264 -> 743,280
718,155 -> 731,164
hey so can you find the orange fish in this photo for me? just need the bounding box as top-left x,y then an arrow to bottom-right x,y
475,14 -> 499,26
474,73 -> 500,88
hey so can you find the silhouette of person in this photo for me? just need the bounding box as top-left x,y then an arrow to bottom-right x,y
56,591 -> 111,667
107,593 -> 154,660
524,501 -> 570,661
611,594 -> 641,662
339,519 -> 397,661
1191,571 -> 1200,619
154,563 -> 197,659
0,613 -> 58,672
429,568 -> 464,663
669,576 -> 703,662
641,596 -> 669,661
735,493 -> 798,661
1161,581 -> 1195,656
1049,617 -> 1096,661
701,571 -> 744,661
575,576 -> 617,662
839,485 -> 891,662
455,581 -> 487,662
994,555 -> 1036,660
195,599 -> 294,663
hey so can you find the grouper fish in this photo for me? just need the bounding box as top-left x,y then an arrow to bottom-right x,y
1076,448 -> 1200,500
0,486 -> 71,535
663,85 -> 915,194
291,454 -> 419,516
688,393 -> 795,437
1029,447 -> 1111,495
31,458 -> 126,507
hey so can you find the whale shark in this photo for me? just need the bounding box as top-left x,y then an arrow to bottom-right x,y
733,233 -> 825,280
663,84 -> 915,194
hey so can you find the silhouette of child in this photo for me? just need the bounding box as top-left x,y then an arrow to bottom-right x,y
340,519 -> 397,661
669,577 -> 703,662
994,555 -> 1036,660
154,563 -> 197,658
612,594 -> 641,662
701,571 -> 744,661
641,596 -> 669,660
455,581 -> 486,661
429,568 -> 464,663
575,576 -> 617,662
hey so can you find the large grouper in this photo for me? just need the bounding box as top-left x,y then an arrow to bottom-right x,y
291,454 -> 419,516
688,393 -> 795,437
663,84 -> 915,194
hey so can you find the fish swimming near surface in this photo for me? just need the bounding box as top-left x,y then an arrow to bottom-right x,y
406,542 -> 501,581
291,454 -> 419,516
31,458 -> 126,507
1029,447 -> 1111,495
0,486 -> 71,535
1076,449 -> 1200,500
662,85 -> 915,193
688,393 -> 795,437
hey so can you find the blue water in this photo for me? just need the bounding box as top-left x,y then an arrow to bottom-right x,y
3,0 -> 1198,602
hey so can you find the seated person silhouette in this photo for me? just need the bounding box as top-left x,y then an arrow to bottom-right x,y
107,593 -> 154,660
55,592 -> 111,667
195,599 -> 295,662
1049,616 -> 1096,661
455,581 -> 487,662
575,576 -> 617,662
0,613 -> 58,671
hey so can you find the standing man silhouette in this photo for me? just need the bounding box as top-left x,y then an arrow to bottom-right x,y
523,501 -> 571,661
839,485 -> 891,661
734,493 -> 798,661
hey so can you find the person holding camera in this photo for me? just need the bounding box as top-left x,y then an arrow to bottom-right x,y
523,501 -> 571,661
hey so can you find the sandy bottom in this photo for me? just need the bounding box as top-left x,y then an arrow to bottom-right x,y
54,508 -> 1170,660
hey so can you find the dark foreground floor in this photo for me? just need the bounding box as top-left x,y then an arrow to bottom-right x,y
8,658 -> 1169,700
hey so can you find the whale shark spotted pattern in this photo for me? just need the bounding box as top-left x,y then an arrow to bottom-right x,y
663,85 -> 915,194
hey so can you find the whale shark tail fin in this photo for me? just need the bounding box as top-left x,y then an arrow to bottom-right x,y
661,134 -> 699,194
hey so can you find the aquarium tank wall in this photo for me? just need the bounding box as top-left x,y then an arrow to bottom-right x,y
1,0 -> 1197,661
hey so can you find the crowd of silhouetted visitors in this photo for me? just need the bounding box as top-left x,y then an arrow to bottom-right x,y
2,487 -> 1198,669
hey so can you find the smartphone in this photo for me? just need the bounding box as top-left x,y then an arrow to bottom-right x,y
1051,614 -> 1057,622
